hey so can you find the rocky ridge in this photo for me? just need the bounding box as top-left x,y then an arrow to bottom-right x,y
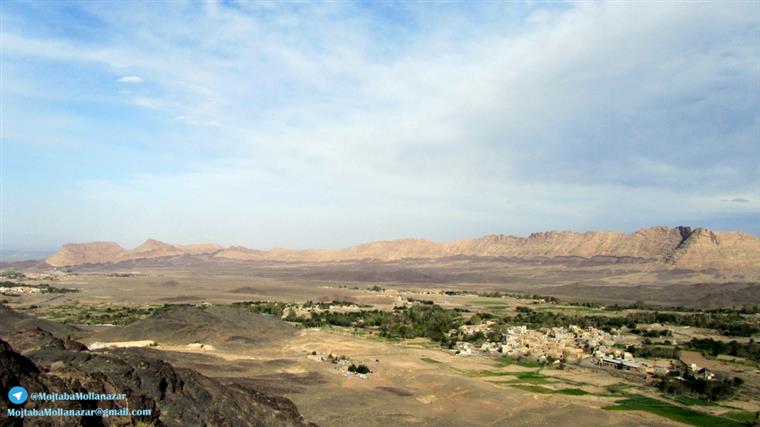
43,226 -> 760,270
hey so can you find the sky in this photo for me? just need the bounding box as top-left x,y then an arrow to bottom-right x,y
1,0 -> 759,252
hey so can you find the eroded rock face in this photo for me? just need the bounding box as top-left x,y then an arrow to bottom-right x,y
449,227 -> 689,260
46,239 -> 222,267
45,226 -> 760,270
46,242 -> 128,267
667,228 -> 760,269
0,306 -> 315,427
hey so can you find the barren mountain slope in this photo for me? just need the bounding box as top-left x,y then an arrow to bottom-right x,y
667,228 -> 760,269
128,238 -> 184,258
46,239 -> 222,266
211,226 -> 760,268
176,243 -> 224,254
45,241 -> 127,267
451,226 -> 688,259
46,226 -> 760,269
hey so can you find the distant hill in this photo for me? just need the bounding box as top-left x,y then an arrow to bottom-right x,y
46,241 -> 128,266
0,249 -> 55,263
46,239 -> 222,267
43,226 -> 760,270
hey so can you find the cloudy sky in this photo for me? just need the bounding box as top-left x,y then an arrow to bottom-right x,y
1,1 -> 759,251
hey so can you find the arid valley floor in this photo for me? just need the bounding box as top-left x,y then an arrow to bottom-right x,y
2,242 -> 760,426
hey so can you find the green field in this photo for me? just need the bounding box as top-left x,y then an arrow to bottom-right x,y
508,384 -> 589,395
37,302 -> 160,326
674,395 -> 719,407
463,370 -> 522,378
604,395 -> 744,427
533,305 -> 607,314
723,411 -> 758,424
470,369 -> 553,385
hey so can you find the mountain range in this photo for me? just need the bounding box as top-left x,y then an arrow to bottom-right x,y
44,226 -> 760,270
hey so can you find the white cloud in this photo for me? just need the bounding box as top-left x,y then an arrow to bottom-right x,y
3,1 -> 759,246
131,95 -> 161,109
722,198 -> 751,204
174,115 -> 220,128
118,75 -> 144,83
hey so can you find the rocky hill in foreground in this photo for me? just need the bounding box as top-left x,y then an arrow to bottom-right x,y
0,305 -> 315,427
43,226 -> 760,270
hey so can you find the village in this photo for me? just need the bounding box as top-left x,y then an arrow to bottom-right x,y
0,282 -> 79,296
267,291 -> 727,384
0,284 -> 46,296
452,321 -> 730,389
0,270 -> 80,296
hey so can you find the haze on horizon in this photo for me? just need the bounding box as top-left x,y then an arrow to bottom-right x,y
1,1 -> 759,253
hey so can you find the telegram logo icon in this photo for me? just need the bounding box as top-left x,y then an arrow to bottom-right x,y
8,386 -> 28,404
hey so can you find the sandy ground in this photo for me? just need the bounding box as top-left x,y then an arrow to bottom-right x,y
126,326 -> 678,427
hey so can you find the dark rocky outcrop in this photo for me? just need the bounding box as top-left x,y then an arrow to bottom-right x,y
0,305 -> 315,427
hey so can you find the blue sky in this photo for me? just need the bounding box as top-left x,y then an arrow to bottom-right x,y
1,0 -> 759,251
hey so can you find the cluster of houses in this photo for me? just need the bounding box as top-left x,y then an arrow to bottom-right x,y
305,351 -> 372,379
450,323 -> 719,384
455,325 -> 617,365
0,282 -> 77,296
281,302 -> 364,320
592,347 -> 682,378
359,287 -> 450,307
595,351 -> 642,371
1,271 -> 74,296
18,271 -> 69,281
0,285 -> 44,296
685,362 -> 717,381
458,321 -> 495,337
